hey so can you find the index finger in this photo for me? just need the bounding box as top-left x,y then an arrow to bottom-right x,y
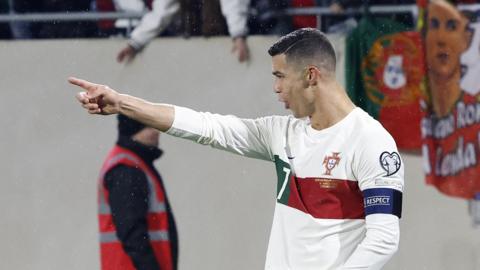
68,77 -> 97,91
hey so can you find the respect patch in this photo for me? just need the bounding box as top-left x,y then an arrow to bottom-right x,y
363,188 -> 402,218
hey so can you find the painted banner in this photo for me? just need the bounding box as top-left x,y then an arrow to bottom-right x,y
421,1 -> 480,199
346,16 -> 424,151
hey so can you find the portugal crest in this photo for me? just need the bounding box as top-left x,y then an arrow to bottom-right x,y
383,55 -> 406,90
323,152 -> 341,175
362,31 -> 425,107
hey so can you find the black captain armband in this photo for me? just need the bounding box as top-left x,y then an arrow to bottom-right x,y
363,188 -> 403,218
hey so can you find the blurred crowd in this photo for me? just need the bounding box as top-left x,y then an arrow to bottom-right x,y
0,0 -> 423,63
0,0 -> 422,40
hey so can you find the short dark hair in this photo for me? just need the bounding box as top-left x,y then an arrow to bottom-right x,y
118,114 -> 146,137
268,28 -> 336,73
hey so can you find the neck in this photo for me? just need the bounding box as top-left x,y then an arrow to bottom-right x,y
132,130 -> 159,147
309,80 -> 356,130
429,71 -> 461,117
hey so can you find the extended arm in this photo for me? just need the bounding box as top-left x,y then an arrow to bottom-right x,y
70,77 -> 278,160
70,77 -> 174,131
118,94 -> 174,132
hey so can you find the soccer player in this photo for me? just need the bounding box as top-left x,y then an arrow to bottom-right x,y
71,28 -> 403,269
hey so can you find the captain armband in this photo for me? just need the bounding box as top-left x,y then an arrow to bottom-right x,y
363,188 -> 402,218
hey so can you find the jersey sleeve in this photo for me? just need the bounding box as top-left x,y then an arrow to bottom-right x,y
353,126 -> 404,218
166,105 -> 285,161
343,126 -> 403,269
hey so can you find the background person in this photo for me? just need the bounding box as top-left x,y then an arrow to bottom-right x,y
98,115 -> 178,270
115,0 -> 251,63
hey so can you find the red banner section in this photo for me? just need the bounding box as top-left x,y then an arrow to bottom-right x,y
421,0 -> 480,199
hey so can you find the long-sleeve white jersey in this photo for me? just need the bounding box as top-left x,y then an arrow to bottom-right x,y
166,106 -> 404,270
128,0 -> 250,49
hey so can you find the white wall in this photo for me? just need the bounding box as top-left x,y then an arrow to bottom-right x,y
0,36 -> 478,270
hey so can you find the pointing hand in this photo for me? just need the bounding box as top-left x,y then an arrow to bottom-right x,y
69,77 -> 121,115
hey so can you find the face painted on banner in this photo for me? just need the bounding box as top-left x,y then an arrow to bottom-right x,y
426,1 -> 469,80
425,0 -> 470,117
421,1 -> 480,199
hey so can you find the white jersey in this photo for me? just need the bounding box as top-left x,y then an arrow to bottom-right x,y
167,106 -> 404,270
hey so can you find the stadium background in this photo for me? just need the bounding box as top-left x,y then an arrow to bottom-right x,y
1,35 -> 479,269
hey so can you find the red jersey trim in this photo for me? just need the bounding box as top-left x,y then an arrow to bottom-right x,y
287,177 -> 365,220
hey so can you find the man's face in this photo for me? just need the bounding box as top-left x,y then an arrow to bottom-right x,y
271,54 -> 313,118
426,1 -> 469,79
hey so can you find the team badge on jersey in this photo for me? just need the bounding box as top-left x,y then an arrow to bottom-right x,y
323,152 -> 341,175
379,151 -> 401,176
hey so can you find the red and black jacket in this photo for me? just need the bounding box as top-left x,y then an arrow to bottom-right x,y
98,137 -> 177,270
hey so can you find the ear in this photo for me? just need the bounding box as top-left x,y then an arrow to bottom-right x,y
305,66 -> 320,86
